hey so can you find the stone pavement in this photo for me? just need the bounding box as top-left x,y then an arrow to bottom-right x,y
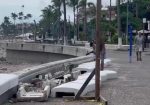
99,49 -> 150,105
4,49 -> 150,105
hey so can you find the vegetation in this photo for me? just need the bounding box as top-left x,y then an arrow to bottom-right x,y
1,10 -> 32,36
0,0 -> 150,44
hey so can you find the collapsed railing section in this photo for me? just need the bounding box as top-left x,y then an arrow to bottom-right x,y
13,55 -> 94,82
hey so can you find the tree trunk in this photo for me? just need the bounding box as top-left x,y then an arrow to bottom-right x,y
76,5 -> 79,40
136,2 -> 138,18
63,0 -> 67,45
117,0 -> 122,48
109,0 -> 112,42
58,6 -> 61,44
83,0 -> 87,41
14,20 -> 16,36
73,6 -> 76,41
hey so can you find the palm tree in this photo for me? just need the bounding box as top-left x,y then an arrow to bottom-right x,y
26,14 -> 32,18
79,0 -> 87,40
87,2 -> 96,18
26,14 -> 32,22
11,13 -> 18,35
62,0 -> 67,45
51,0 -> 62,43
18,12 -> 24,35
76,4 -> 80,40
25,14 -> 32,23
24,16 -> 28,20
18,12 -> 24,19
68,0 -> 79,40
11,13 -> 18,25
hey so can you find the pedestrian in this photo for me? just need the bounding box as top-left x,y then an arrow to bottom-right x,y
135,32 -> 144,61
86,40 -> 96,55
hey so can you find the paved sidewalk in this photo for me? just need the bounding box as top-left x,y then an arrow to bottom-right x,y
99,49 -> 150,105
5,49 -> 150,105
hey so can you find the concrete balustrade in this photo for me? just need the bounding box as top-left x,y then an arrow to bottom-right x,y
14,55 -> 94,82
4,43 -> 92,64
5,43 -> 91,56
0,74 -> 18,105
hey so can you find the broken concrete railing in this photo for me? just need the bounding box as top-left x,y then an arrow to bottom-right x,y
0,55 -> 94,104
0,74 -> 18,105
13,55 -> 95,82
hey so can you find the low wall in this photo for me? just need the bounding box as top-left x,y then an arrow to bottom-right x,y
5,43 -> 92,64
0,43 -> 6,58
7,50 -> 75,64
105,44 -> 134,50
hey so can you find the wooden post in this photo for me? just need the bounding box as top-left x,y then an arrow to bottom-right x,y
95,0 -> 102,101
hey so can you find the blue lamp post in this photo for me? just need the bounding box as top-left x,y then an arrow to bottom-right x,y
128,24 -> 133,63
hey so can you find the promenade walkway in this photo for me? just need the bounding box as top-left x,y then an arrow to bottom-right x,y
6,49 -> 150,105
100,49 -> 150,105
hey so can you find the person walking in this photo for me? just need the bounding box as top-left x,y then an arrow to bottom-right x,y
135,32 -> 144,61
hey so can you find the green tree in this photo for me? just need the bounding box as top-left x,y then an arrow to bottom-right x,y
51,0 -> 62,41
1,16 -> 12,35
62,0 -> 67,44
79,0 -> 87,40
18,12 -> 24,21
11,13 -> 18,25
68,0 -> 79,40
40,5 -> 60,40
11,13 -> 18,35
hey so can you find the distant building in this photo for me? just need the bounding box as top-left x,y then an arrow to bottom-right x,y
77,6 -> 117,22
105,6 -> 117,21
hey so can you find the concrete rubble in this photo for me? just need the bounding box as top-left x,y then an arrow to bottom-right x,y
15,58 -> 117,101
51,59 -> 117,97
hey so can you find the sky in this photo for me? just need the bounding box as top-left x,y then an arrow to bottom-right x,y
0,0 -> 116,24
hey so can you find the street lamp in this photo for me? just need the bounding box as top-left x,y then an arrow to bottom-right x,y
143,18 -> 147,51
148,21 -> 150,30
143,18 -> 147,34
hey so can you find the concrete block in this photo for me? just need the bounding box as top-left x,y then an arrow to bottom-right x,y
51,70 -> 118,98
101,70 -> 117,80
51,79 -> 96,97
0,74 -> 18,95
0,74 -> 18,105
76,59 -> 112,71
77,72 -> 108,82
51,71 -> 107,98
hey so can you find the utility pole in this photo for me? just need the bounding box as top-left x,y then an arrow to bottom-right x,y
95,0 -> 102,101
117,0 -> 122,48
